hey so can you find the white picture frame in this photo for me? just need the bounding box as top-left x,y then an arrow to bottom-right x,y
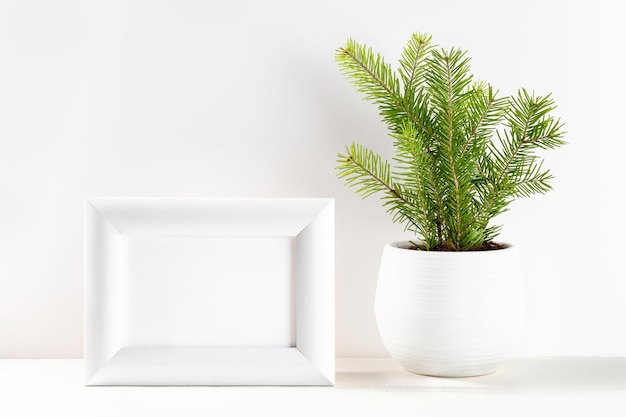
84,197 -> 334,386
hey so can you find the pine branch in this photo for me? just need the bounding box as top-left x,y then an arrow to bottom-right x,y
513,161 -> 554,197
473,89 -> 566,228
392,122 -> 440,248
335,39 -> 401,116
336,39 -> 435,139
337,143 -> 422,233
336,143 -> 394,198
460,82 -> 506,158
424,48 -> 474,249
398,33 -> 434,94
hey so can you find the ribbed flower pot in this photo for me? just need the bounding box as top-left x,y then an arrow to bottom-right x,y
375,241 -> 525,377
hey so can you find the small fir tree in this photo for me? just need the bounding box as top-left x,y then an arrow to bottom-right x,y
336,32 -> 566,251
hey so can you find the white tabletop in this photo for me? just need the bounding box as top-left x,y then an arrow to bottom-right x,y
1,357 -> 625,417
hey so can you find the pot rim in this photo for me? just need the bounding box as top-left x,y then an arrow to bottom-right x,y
388,240 -> 513,253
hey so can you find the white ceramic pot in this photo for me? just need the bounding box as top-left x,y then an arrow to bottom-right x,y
375,241 -> 525,377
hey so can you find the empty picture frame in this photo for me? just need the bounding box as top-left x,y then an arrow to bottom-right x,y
84,197 -> 334,386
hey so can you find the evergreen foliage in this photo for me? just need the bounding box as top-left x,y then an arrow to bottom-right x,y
336,33 -> 566,251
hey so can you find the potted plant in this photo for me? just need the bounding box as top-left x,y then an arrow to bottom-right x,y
335,32 -> 566,377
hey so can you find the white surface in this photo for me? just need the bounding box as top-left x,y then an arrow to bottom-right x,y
376,242 -> 524,376
1,0 -> 626,359
84,198 -> 334,385
336,357 -> 626,392
0,358 -> 625,417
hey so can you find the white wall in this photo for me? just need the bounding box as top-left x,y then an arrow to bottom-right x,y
1,0 -> 624,358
